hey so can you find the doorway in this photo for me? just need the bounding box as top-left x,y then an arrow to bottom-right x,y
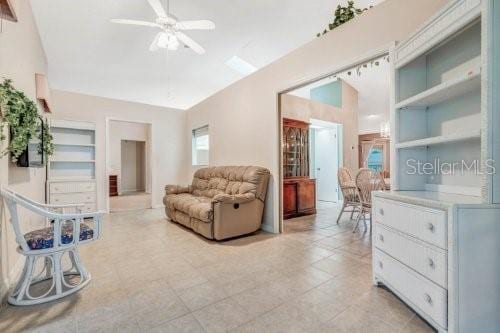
278,51 -> 390,233
107,119 -> 152,212
310,119 -> 343,203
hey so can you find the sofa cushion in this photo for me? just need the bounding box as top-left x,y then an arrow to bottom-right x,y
192,166 -> 270,201
192,177 -> 228,198
165,193 -> 213,223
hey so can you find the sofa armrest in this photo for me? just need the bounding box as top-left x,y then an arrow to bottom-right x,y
165,185 -> 191,195
212,193 -> 255,204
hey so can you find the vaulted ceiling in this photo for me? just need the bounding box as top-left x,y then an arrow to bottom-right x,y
30,0 -> 383,110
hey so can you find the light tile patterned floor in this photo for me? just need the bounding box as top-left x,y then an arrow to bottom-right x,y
0,202 -> 435,332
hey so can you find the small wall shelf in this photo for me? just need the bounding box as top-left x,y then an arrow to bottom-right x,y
395,130 -> 480,149
396,71 -> 480,109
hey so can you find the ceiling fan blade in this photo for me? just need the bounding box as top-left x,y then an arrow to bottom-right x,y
147,0 -> 168,18
175,31 -> 205,54
175,20 -> 215,30
111,19 -> 160,28
149,32 -> 163,51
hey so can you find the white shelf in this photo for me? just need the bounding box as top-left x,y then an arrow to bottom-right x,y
395,130 -> 480,149
396,71 -> 480,109
374,190 -> 483,207
48,177 -> 96,182
53,142 -> 95,147
50,160 -> 95,163
51,119 -> 95,131
425,184 -> 481,197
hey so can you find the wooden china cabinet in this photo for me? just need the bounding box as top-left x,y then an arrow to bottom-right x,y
282,118 -> 316,219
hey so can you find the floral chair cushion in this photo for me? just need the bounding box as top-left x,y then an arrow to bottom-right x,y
24,221 -> 94,250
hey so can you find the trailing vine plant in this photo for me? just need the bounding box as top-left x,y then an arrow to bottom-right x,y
0,79 -> 54,163
317,1 -> 372,37
38,118 -> 54,159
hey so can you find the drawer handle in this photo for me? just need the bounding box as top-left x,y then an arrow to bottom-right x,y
424,293 -> 433,306
427,223 -> 435,233
428,258 -> 435,268
379,208 -> 384,216
379,234 -> 384,242
378,261 -> 383,269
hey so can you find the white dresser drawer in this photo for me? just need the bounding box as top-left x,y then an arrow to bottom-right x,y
374,224 -> 447,288
80,203 -> 97,213
50,192 -> 96,205
50,181 -> 96,194
374,249 -> 447,329
374,198 -> 447,249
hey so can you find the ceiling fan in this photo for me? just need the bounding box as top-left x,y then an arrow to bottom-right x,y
111,0 -> 215,54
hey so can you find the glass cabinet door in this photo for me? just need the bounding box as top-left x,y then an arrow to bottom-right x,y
283,120 -> 310,178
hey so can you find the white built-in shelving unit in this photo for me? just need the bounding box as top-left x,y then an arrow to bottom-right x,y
372,1 -> 500,332
47,119 -> 97,213
392,6 -> 483,198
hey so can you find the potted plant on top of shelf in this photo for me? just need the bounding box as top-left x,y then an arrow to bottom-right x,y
0,79 -> 54,166
316,1 -> 372,37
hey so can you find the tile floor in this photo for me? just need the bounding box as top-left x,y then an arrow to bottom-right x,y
110,191 -> 152,212
0,202 -> 435,332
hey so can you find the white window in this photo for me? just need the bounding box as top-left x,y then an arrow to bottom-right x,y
192,125 -> 209,166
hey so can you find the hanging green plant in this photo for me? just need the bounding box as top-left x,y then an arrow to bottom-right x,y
38,118 -> 54,160
317,1 -> 372,37
0,79 -> 54,163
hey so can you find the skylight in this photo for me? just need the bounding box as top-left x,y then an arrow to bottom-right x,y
225,56 -> 257,76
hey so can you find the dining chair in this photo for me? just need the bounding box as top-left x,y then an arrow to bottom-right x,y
354,168 -> 385,234
1,187 -> 103,306
336,167 -> 361,225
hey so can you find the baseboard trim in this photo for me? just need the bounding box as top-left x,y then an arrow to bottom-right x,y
152,204 -> 165,209
261,223 -> 276,234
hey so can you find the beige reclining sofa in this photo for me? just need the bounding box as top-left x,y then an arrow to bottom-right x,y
163,166 -> 270,240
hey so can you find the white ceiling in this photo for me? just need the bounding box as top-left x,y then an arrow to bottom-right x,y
30,0 -> 383,110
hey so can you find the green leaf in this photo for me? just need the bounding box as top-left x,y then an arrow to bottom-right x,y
315,0 -> 371,37
0,79 -> 54,164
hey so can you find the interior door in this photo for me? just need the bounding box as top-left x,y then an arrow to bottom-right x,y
314,127 -> 339,202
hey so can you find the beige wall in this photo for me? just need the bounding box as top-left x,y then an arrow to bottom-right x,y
282,80 -> 359,172
0,0 -> 49,297
109,120 -> 150,194
51,90 -> 187,211
185,0 -> 448,232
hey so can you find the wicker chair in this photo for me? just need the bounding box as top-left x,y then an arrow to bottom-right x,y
336,167 -> 360,225
354,168 -> 385,234
0,187 -> 103,305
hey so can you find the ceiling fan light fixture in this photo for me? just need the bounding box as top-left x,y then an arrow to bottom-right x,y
167,37 -> 180,51
112,0 -> 213,54
157,32 -> 179,50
